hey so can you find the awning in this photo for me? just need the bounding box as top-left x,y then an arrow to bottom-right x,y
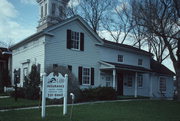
99,61 -> 151,73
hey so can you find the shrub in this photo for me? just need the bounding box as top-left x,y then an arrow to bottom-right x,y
23,64 -> 40,100
10,87 -> 25,98
79,87 -> 117,102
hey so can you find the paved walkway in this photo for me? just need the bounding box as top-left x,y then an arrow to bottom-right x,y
0,96 -> 10,99
0,99 -> 145,112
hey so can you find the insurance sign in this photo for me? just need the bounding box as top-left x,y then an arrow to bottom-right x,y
46,72 -> 65,99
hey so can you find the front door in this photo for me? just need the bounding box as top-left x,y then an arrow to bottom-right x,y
117,73 -> 123,95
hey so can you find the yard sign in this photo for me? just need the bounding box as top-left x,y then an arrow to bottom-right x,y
41,72 -> 68,118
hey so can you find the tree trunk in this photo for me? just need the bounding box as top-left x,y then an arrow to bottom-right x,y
176,67 -> 180,101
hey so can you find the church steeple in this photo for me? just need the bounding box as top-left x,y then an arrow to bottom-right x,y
36,0 -> 69,32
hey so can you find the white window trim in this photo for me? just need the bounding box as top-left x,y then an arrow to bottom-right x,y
82,67 -> 91,86
127,74 -> 133,88
137,74 -> 143,88
159,76 -> 167,93
71,31 -> 80,50
118,55 -> 124,63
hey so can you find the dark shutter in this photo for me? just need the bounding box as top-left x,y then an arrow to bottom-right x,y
37,64 -> 41,73
80,32 -> 84,51
67,29 -> 71,49
91,68 -> 94,85
78,66 -> 82,85
68,65 -> 72,72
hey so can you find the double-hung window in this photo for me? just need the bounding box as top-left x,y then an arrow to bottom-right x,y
71,31 -> 80,50
118,55 -> 123,62
137,74 -> 143,88
82,68 -> 91,85
159,77 -> 166,92
127,75 -> 133,87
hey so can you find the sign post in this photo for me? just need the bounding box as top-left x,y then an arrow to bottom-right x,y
63,74 -> 68,115
41,72 -> 68,118
41,73 -> 46,118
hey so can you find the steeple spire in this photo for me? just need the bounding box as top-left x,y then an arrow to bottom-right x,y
36,0 -> 69,32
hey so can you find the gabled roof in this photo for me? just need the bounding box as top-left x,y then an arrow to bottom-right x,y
101,39 -> 153,56
150,59 -> 175,76
10,15 -> 103,50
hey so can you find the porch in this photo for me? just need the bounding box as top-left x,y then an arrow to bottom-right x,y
99,61 -> 151,97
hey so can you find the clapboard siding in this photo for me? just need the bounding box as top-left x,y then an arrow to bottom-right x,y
12,37 -> 45,86
99,46 -> 150,69
44,20 -> 101,87
150,74 -> 174,98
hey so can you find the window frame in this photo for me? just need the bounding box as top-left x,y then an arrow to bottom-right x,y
138,59 -> 143,65
82,67 -> 91,86
159,77 -> 166,92
127,74 -> 133,88
137,74 -> 143,88
71,31 -> 80,50
118,55 -> 124,62
105,76 -> 112,87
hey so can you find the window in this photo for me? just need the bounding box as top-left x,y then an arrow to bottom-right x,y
45,3 -> 47,16
159,77 -> 166,92
138,59 -> 143,65
52,3 -> 56,15
67,30 -> 84,51
41,6 -> 43,18
71,31 -> 80,50
118,55 -> 123,62
106,76 -> 111,87
137,74 -> 143,88
82,68 -> 91,85
127,75 -> 133,87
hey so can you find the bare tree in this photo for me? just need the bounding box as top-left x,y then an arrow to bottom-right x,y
103,1 -> 133,43
67,0 -> 114,34
130,0 -> 180,100
0,40 -> 14,48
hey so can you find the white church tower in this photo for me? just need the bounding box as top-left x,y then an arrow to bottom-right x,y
36,0 -> 69,32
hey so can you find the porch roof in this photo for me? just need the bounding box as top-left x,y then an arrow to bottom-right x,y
100,61 -> 151,72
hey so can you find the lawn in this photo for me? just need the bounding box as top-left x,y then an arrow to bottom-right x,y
0,100 -> 180,121
0,97 -> 40,110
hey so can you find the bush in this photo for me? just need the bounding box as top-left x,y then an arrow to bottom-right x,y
10,87 -> 25,98
11,64 -> 41,100
79,87 -> 117,102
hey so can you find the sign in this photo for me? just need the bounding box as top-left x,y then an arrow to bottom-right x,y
46,73 -> 65,99
41,72 -> 68,118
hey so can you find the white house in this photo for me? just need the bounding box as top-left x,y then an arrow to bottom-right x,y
10,0 -> 174,98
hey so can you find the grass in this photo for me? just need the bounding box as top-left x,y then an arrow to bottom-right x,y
117,95 -> 150,99
0,97 -> 40,110
0,100 -> 180,121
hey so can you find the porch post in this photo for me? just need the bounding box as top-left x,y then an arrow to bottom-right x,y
113,69 -> 116,90
134,72 -> 138,98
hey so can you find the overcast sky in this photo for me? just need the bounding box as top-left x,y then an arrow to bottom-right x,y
0,0 -> 38,45
0,0 -> 174,72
